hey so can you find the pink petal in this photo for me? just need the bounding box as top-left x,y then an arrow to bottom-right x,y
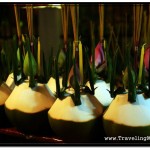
144,47 -> 150,70
91,42 -> 105,68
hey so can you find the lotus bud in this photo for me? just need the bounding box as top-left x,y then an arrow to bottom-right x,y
58,49 -> 66,69
144,47 -> 150,71
23,51 -> 37,77
91,42 -> 105,68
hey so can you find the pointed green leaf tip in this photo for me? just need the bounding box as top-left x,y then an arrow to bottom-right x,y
84,47 -> 94,95
58,49 -> 66,69
54,57 -> 61,98
17,48 -> 21,64
128,66 -> 136,103
0,49 -> 5,84
72,59 -> 81,106
23,51 -> 37,77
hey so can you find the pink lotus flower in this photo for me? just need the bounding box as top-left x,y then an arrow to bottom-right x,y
91,42 -> 105,68
144,47 -> 150,71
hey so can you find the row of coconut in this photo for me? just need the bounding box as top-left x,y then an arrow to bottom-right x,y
0,4 -> 150,143
1,35 -> 150,143
0,36 -> 111,143
0,58 -> 102,143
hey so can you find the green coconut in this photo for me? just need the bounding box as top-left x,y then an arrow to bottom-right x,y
5,81 -> 55,135
0,83 -> 12,127
5,73 -> 16,90
48,93 -> 104,143
47,77 -> 63,97
103,93 -> 150,137
86,80 -> 113,109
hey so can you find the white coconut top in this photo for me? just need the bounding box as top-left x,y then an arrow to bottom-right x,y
103,93 -> 150,126
48,94 -> 103,122
5,73 -> 15,90
86,80 -> 113,107
47,77 -> 62,95
5,81 -> 55,113
0,83 -> 11,105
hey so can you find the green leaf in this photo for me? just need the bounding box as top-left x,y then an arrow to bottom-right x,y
68,42 -> 73,69
128,65 -> 136,103
110,48 -> 118,98
72,59 -> 81,106
48,48 -> 54,78
12,35 -> 19,85
22,35 -> 30,54
62,42 -> 73,89
141,65 -> 146,86
137,65 -> 147,95
0,49 -> 7,79
23,37 -> 37,88
105,30 -> 113,82
23,51 -> 37,77
81,46 -> 89,85
106,46 -> 116,98
17,48 -> 21,64
62,48 -> 68,89
84,47 -> 94,95
54,57 -> 61,98
105,28 -> 120,98
58,49 -> 66,69
125,43 -> 136,103
54,47 -> 62,98
33,36 -> 38,62
113,87 -> 126,97
18,41 -> 25,81
3,40 -> 12,74
42,51 -> 47,82
91,22 -> 96,81
42,49 -> 53,83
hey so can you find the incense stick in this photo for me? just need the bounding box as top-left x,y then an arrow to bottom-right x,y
14,4 -> 21,39
30,5 -> 33,41
26,4 -> 33,42
99,4 -> 104,42
143,11 -> 147,43
70,4 -> 78,41
37,37 -> 41,76
90,21 -> 95,74
148,5 -> 150,42
26,6 -> 30,39
133,4 -> 143,47
70,4 -> 83,85
61,4 -> 69,47
133,4 -> 143,79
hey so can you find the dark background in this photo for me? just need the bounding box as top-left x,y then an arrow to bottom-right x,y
0,3 -> 134,47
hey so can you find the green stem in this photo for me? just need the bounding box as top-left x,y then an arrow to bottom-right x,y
12,35 -> 19,85
28,40 -> 36,88
73,58 -> 81,106
84,47 -> 94,95
127,45 -> 136,103
54,57 -> 60,98
18,37 -> 25,80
